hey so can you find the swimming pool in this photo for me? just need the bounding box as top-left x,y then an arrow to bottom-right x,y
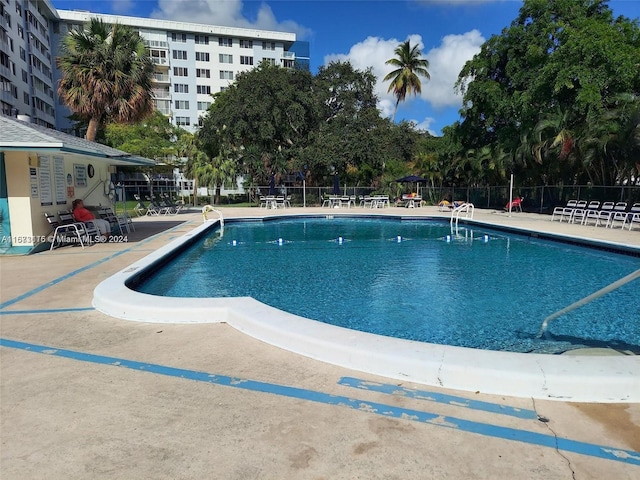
133,217 -> 640,355
94,213 -> 640,402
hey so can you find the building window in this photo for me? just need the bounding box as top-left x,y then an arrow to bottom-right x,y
195,35 -> 209,45
264,58 -> 276,66
219,70 -> 234,80
174,100 -> 189,109
17,25 -> 23,39
219,54 -> 233,64
19,47 -> 25,61
173,67 -> 188,76
22,69 -> 27,82
16,4 -> 23,17
240,56 -> 253,65
175,116 -> 190,126
196,68 -> 210,78
197,101 -> 211,110
240,39 -> 253,49
171,32 -> 187,43
197,85 -> 211,94
24,92 -> 29,105
172,50 -> 187,60
198,117 -> 205,127
218,37 -> 232,47
262,41 -> 276,51
174,83 -> 189,93
195,52 -> 209,62
220,86 -> 228,92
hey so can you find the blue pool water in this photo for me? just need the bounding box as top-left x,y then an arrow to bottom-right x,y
135,217 -> 640,354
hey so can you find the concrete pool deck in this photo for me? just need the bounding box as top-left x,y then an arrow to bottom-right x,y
1,205 -> 639,478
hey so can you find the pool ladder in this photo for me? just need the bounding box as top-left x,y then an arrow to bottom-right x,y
451,203 -> 474,228
202,205 -> 224,228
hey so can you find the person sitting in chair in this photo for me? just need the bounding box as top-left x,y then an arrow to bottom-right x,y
72,199 -> 111,237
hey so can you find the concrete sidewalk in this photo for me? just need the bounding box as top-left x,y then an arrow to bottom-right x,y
1,206 -> 639,479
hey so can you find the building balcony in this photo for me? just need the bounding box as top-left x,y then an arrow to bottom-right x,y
151,57 -> 169,69
151,88 -> 171,100
0,89 -> 15,104
0,64 -> 12,78
152,73 -> 170,83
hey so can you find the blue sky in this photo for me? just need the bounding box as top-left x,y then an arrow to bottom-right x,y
51,0 -> 640,135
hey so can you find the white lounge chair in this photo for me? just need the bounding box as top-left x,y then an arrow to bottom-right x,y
551,200 -> 577,221
606,202 -> 628,228
622,203 -> 640,230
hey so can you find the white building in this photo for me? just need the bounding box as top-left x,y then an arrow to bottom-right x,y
0,0 -> 58,128
53,10 -> 309,133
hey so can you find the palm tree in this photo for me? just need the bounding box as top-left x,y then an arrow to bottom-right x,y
57,18 -> 155,142
384,40 -> 430,122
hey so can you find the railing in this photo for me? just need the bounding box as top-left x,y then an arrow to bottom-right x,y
202,205 -> 224,230
451,203 -> 474,228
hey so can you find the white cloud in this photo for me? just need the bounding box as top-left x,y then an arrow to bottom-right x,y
324,30 -> 483,118
414,117 -> 438,136
422,29 -> 484,108
150,0 -> 311,38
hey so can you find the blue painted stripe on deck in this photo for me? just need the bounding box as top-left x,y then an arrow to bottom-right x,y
0,223 -> 189,310
338,377 -> 537,420
0,307 -> 95,315
2,338 -> 638,466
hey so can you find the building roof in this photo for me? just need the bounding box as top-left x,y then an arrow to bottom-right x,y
0,115 -> 155,166
57,10 -> 296,43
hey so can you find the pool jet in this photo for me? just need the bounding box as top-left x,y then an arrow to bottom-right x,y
537,268 -> 640,338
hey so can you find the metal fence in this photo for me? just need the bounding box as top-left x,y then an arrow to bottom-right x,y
114,182 -> 640,214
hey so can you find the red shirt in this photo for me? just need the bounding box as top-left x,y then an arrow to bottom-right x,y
73,206 -> 95,222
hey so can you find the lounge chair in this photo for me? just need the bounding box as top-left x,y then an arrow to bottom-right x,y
133,194 -> 147,216
571,200 -> 600,224
622,203 -> 640,230
594,201 -> 615,227
46,212 -> 94,250
551,200 -> 577,221
606,202 -> 628,228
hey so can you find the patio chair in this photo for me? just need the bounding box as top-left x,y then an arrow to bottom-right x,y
133,194 -> 147,216
622,203 -> 640,230
571,200 -> 600,224
606,202 -> 628,228
505,196 -> 523,212
147,195 -> 171,215
583,201 -> 612,226
594,201 -> 615,227
46,212 -> 92,250
551,200 -> 577,221
162,193 -> 184,214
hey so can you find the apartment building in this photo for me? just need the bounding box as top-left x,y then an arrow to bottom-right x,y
0,1 -> 308,134
0,0 -> 57,128
54,10 -> 309,133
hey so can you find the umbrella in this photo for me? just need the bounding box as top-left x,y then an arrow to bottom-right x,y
333,173 -> 340,195
269,174 -> 275,195
396,175 -> 427,194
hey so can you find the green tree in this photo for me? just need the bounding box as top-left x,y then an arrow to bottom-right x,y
56,18 -> 155,141
200,61 -> 317,185
384,40 -> 430,122
455,0 -> 640,186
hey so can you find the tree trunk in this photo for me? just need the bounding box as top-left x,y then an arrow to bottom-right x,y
85,117 -> 100,142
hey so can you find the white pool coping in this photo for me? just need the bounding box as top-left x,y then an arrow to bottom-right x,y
93,217 -> 640,403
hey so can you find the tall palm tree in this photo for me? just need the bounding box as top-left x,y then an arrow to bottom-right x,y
57,18 -> 155,142
384,40 -> 430,122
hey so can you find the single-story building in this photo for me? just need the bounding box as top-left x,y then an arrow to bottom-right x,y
0,115 -> 155,255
